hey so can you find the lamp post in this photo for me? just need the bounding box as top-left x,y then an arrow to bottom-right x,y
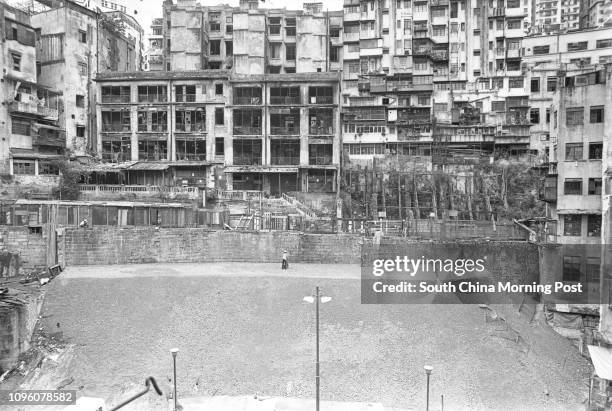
170,348 -> 179,411
303,286 -> 332,411
424,365 -> 433,411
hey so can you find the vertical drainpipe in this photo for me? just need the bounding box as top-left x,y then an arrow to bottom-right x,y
169,77 -> 173,163
325,9 -> 329,72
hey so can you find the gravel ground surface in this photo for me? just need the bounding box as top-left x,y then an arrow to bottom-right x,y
34,263 -> 591,411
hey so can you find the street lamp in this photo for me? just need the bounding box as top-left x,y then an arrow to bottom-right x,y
170,348 -> 179,411
303,286 -> 332,411
424,365 -> 433,411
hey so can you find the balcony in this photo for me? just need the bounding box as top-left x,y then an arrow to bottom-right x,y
344,11 -> 360,22
101,95 -> 130,103
33,134 -> 65,148
270,96 -> 301,105
431,50 -> 449,61
309,156 -> 333,166
175,94 -> 196,103
138,94 -> 167,103
233,156 -> 262,165
234,96 -> 262,105
270,126 -> 300,135
78,184 -> 199,201
309,96 -> 334,104
344,32 -> 359,42
271,156 -> 299,166
233,126 -> 262,136
10,101 -> 59,120
102,124 -> 131,133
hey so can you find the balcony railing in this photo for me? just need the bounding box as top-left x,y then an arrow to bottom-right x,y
233,156 -> 262,165
309,96 -> 333,104
175,153 -> 207,161
270,96 -> 300,105
78,184 -> 199,200
33,135 -> 65,148
101,95 -> 130,103
234,96 -> 262,105
271,156 -> 299,165
102,124 -> 131,132
270,126 -> 299,135
309,157 -> 333,165
9,101 -> 59,120
233,126 -> 262,135
138,125 -> 168,132
138,94 -> 167,103
309,125 -> 334,135
175,94 -> 196,102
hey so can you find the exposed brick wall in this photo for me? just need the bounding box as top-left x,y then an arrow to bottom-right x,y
62,227 -> 363,265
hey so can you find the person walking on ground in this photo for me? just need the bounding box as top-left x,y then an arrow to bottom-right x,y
282,249 -> 288,270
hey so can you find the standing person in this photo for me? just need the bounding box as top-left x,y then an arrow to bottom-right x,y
282,249 -> 288,270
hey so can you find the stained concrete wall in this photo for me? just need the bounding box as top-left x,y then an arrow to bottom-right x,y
61,227 -> 362,265
0,290 -> 45,373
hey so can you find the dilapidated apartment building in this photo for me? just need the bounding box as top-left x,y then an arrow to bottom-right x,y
95,70 -> 340,195
341,0 -> 533,164
0,2 -> 62,188
161,0 -> 343,74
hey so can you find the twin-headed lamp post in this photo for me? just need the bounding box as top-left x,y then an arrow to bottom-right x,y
303,286 -> 332,411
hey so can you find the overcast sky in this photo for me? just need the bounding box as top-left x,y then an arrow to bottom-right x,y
135,0 -> 343,34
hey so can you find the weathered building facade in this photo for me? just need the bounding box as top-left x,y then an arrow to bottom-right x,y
0,2 -> 63,192
94,70 -> 341,195
30,0 -> 140,157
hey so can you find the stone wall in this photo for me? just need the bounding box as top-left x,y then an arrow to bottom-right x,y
62,227 -> 363,265
0,226 -> 52,271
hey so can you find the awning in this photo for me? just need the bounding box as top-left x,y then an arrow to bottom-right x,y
588,345 -> 612,380
224,166 -> 298,173
127,162 -> 171,171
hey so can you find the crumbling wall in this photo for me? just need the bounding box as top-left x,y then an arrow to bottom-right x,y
0,226 -> 51,271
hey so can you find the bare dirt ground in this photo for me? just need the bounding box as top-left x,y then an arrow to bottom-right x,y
17,263 -> 592,411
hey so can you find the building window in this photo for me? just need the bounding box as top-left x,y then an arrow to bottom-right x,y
13,160 -> 35,175
78,62 -> 87,76
564,179 -> 582,195
533,45 -> 550,55
596,38 -> 612,48
12,119 -> 31,135
79,30 -> 87,43
588,178 -> 602,195
137,110 -> 167,132
268,17 -> 281,35
562,255 -> 581,281
210,40 -> 221,55
530,108 -> 540,124
587,214 -> 602,237
76,94 -> 85,108
102,110 -> 130,132
509,77 -> 523,88
589,143 -> 603,160
587,257 -> 601,283
286,18 -> 296,36
330,46 -> 339,62
175,109 -> 206,132
233,139 -> 262,165
226,41 -> 233,55
215,83 -> 223,95
215,137 -> 224,156
546,76 -> 557,92
530,78 -> 540,92
76,125 -> 85,138
10,52 -> 21,71
567,41 -> 588,51
215,107 -> 224,125
138,85 -> 167,102
590,106 -> 604,123
566,107 -> 584,125
563,215 -> 582,236
565,143 -> 583,161
39,161 -> 59,175
270,43 -> 281,59
286,43 -> 296,61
